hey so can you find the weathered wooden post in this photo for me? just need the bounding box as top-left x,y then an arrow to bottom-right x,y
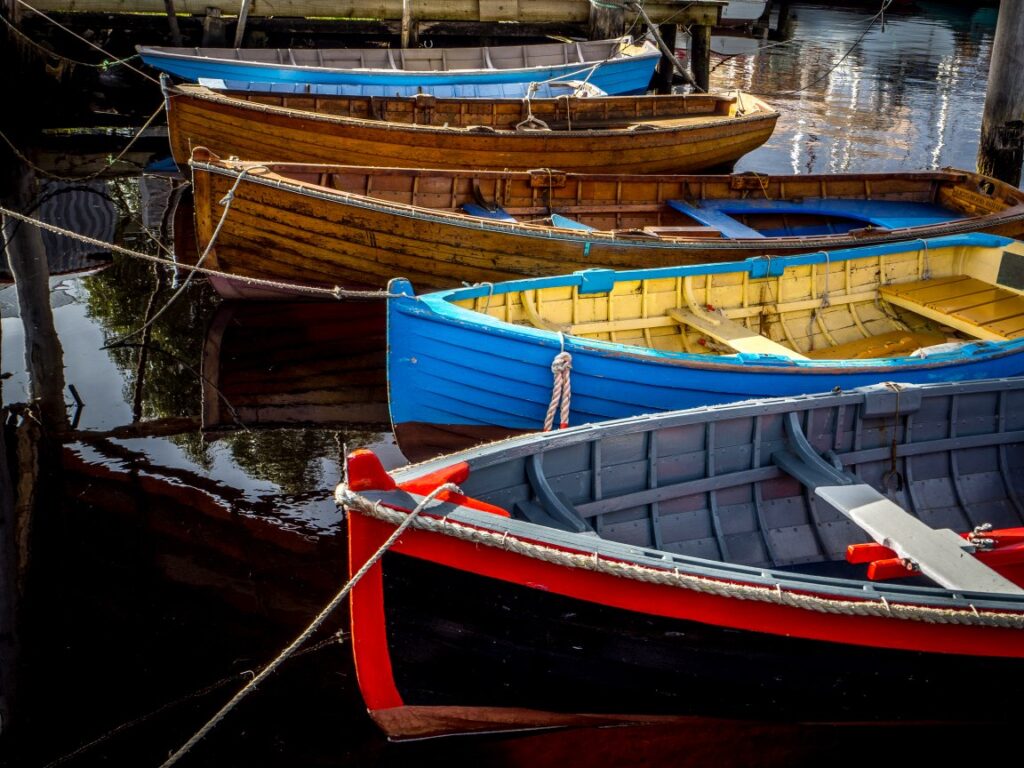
2,170 -> 67,435
588,0 -> 626,39
690,23 -> 711,92
977,0 -> 1024,186
401,0 -> 419,48
202,7 -> 226,47
163,0 -> 183,45
652,23 -> 678,94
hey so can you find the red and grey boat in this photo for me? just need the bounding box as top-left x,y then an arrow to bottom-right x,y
337,378 -> 1024,740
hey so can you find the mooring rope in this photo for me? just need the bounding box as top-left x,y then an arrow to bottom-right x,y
102,164 -> 268,348
0,204 -> 397,300
160,482 -> 459,767
340,491 -> 1024,630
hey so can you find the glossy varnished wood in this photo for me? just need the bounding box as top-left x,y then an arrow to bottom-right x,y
167,84 -> 778,174
187,153 -> 1024,294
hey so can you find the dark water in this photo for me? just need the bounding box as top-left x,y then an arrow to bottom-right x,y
0,3 -> 1009,766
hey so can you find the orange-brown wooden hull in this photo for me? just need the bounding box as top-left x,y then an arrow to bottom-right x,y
166,84 -> 779,174
188,157 -> 1024,296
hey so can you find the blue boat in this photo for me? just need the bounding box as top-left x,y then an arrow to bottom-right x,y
387,233 -> 1024,459
136,37 -> 660,96
195,77 -> 609,99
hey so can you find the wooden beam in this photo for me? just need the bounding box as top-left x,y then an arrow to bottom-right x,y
24,0 -> 723,26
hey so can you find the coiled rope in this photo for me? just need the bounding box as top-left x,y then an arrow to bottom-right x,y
159,481 -> 459,767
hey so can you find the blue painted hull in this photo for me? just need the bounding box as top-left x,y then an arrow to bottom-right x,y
388,233 -> 1024,434
199,78 -> 609,99
139,51 -> 658,96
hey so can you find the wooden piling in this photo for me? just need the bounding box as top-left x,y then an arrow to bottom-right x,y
201,6 -> 226,46
652,23 -> 677,94
163,0 -> 183,45
588,1 -> 625,39
690,23 -> 711,92
977,0 -> 1024,186
2,169 -> 68,435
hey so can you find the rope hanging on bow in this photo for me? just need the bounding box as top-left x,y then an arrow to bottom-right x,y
543,342 -> 573,431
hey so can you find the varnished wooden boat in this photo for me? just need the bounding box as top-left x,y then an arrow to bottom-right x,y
140,37 -> 660,96
187,151 -> 1024,297
338,376 -> 1024,740
201,300 -> 388,429
165,82 -> 778,175
386,233 -> 1024,460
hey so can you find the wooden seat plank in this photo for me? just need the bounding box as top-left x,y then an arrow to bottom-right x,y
957,297 -> 1024,325
938,288 -> 1008,313
884,275 -> 970,298
879,276 -> 1024,341
667,307 -> 808,359
815,484 -> 1024,595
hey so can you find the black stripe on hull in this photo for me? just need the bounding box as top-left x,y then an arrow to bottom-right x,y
381,552 -> 1024,723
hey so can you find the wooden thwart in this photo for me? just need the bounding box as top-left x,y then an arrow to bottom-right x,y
815,484 -> 1024,595
667,307 -> 808,359
880,276 -> 1024,341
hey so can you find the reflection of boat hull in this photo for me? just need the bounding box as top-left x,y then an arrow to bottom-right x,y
189,154 -> 1024,297
202,300 -> 388,429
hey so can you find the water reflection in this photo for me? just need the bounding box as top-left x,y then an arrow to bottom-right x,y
0,2 -> 1016,765
718,2 -> 998,177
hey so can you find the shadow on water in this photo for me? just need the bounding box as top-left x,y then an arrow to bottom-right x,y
0,2 -> 1015,766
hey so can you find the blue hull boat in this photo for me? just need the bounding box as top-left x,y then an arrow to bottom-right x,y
388,233 -> 1024,459
137,37 -> 660,96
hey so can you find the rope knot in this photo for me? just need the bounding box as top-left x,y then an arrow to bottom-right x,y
544,351 -> 573,431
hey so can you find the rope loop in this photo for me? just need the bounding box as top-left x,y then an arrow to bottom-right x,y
543,350 -> 573,431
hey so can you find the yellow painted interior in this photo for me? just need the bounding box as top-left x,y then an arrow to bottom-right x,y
456,242 -> 1024,359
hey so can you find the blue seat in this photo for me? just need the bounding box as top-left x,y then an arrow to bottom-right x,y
550,213 -> 597,231
462,203 -> 518,222
666,199 -> 765,239
697,198 -> 959,231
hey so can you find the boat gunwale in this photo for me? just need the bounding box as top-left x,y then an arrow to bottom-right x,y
191,157 -> 1024,254
390,233 -> 1024,372
172,84 -> 778,138
138,37 -> 659,78
348,378 -> 1024,615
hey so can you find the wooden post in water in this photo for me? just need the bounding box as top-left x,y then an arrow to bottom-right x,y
977,0 -> 1024,186
233,0 -> 253,47
162,0 -> 183,45
2,169 -> 67,435
652,23 -> 677,94
588,1 -> 625,39
690,22 -> 711,92
202,6 -> 226,47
